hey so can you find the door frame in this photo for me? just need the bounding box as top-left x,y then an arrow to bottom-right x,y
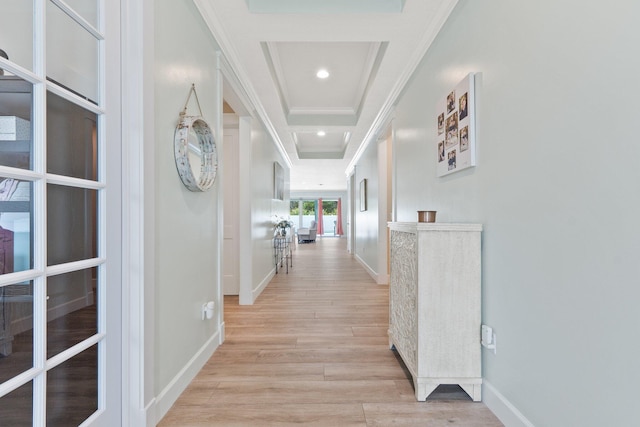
219,54 -> 254,306
120,0 -> 155,425
222,118 -> 239,296
348,172 -> 356,254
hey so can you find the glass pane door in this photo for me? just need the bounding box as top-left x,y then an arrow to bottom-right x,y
0,0 -> 116,425
289,200 -> 300,229
302,200 -> 316,227
321,200 -> 337,236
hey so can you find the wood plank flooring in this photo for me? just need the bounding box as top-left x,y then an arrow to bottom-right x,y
159,237 -> 503,427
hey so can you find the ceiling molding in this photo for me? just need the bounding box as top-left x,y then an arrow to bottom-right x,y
246,0 -> 406,14
297,152 -> 345,160
261,42 -> 292,116
193,0 -> 293,168
218,53 -> 254,117
193,0 -> 459,191
352,42 -> 385,115
345,0 -> 459,176
288,107 -> 356,116
293,130 -> 349,159
263,41 -> 385,129
286,114 -> 358,127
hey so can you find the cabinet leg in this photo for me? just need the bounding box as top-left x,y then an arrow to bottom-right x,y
415,381 -> 439,401
460,383 -> 482,402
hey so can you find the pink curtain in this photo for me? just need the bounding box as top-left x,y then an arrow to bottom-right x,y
336,198 -> 344,236
317,198 -> 324,235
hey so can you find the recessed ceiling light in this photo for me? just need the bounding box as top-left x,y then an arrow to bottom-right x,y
317,131 -> 326,136
316,69 -> 330,79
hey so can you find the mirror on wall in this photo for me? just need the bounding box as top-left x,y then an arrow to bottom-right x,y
174,116 -> 218,192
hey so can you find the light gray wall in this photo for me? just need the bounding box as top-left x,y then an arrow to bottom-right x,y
250,120 -> 290,294
392,1 -> 640,426
0,0 -> 33,71
153,0 -> 221,396
0,1 -> 97,91
354,137 -> 380,274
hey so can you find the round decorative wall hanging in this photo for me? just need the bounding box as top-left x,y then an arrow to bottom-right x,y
174,84 -> 217,192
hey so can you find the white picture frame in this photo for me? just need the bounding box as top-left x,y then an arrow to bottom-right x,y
273,161 -> 284,200
436,73 -> 476,177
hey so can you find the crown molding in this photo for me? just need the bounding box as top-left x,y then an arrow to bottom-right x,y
192,0 -> 293,168
344,0 -> 459,176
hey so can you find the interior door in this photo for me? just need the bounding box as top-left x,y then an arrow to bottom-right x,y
223,125 -> 239,295
0,1 -> 121,425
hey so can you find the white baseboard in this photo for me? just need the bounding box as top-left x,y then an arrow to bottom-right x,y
49,292 -> 94,321
11,292 -> 94,335
483,380 -> 535,427
143,397 -> 157,427
251,269 -> 274,303
154,331 -> 221,423
354,254 -> 380,283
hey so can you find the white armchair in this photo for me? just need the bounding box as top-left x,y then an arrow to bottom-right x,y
297,220 -> 317,243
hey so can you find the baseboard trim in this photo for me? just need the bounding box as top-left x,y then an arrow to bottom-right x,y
251,269 -> 275,303
155,331 -> 220,423
483,380 -> 535,427
354,254 -> 379,283
11,293 -> 94,336
144,397 -> 157,427
219,320 -> 226,344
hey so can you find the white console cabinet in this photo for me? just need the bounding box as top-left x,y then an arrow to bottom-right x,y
388,222 -> 482,401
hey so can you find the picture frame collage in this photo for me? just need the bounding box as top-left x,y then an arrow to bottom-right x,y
436,73 -> 476,177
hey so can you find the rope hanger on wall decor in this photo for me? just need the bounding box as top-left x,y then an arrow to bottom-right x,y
180,83 -> 204,119
174,83 -> 218,192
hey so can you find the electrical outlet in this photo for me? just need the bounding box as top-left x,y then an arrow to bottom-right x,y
202,301 -> 215,320
481,324 -> 497,354
481,325 -> 492,344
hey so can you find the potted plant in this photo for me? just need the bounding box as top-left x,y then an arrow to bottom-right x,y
272,215 -> 293,237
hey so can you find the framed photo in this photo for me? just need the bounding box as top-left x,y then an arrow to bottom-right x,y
445,112 -> 458,148
438,141 -> 445,162
436,73 -> 476,177
446,91 -> 456,114
273,161 -> 284,200
359,179 -> 367,211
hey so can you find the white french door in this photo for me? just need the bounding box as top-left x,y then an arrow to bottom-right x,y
0,0 -> 121,425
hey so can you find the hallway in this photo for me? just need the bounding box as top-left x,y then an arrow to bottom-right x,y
159,238 -> 502,426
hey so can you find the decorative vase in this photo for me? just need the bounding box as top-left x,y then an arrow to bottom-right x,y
0,49 -> 8,76
417,210 -> 437,223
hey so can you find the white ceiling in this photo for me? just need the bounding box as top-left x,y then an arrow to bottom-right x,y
196,0 -> 458,191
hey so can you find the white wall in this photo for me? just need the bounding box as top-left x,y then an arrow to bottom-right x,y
250,120 -> 290,301
153,0 -> 222,415
353,137 -> 380,279
392,1 -> 640,426
352,135 -> 391,284
0,0 -> 33,71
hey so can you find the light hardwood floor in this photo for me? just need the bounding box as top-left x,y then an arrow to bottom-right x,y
159,237 -> 503,426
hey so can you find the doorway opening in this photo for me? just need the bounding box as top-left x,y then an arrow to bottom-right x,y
290,198 -> 343,237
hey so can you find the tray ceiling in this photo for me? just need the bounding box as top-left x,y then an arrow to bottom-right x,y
196,0 -> 458,190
